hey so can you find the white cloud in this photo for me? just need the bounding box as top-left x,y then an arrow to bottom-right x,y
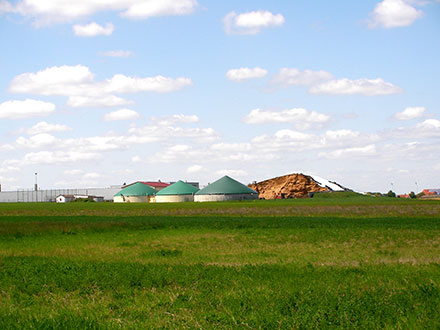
106,74 -> 193,93
128,125 -> 218,144
23,151 -> 101,164
215,169 -> 248,177
0,143 -> 15,151
226,67 -> 268,82
99,50 -> 134,57
151,114 -> 199,126
64,169 -> 84,175
67,95 -> 133,108
0,166 -> 20,173
386,119 -> 440,139
309,78 -> 403,95
15,133 -> 58,149
224,10 -> 285,35
82,172 -> 101,179
187,164 -> 203,173
272,68 -> 333,87
393,106 -> 425,120
9,65 -> 94,95
9,65 -> 192,107
121,0 -> 197,19
27,121 -> 71,135
416,119 -> 440,130
324,129 -> 360,141
369,0 -> 422,28
2,0 -> 198,25
243,108 -> 331,129
104,109 -> 141,121
319,145 -> 377,159
131,156 -> 141,163
73,22 -> 114,36
0,99 -> 55,119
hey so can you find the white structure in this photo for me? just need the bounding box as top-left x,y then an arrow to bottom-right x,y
56,194 -> 104,203
56,195 -> 75,203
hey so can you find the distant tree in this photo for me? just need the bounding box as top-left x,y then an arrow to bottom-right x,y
386,190 -> 396,198
409,191 -> 416,199
416,191 -> 425,198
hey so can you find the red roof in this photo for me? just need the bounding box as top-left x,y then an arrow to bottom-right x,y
141,181 -> 170,188
123,181 -> 170,189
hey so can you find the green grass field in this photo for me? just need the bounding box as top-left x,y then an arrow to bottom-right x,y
1,197 -> 440,329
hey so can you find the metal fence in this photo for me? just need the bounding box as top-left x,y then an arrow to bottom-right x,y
0,187 -> 122,203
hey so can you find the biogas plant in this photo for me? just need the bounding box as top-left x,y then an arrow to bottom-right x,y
113,176 -> 259,203
0,173 -> 352,203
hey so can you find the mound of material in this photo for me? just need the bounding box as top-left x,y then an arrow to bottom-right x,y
249,173 -> 347,199
156,180 -> 199,196
196,176 -> 257,195
114,182 -> 157,197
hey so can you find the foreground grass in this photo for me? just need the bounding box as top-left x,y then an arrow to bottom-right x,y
0,199 -> 440,328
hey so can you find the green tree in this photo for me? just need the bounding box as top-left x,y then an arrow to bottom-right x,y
387,190 -> 396,198
409,191 -> 416,199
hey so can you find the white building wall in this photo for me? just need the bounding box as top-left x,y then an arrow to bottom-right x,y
113,195 -> 152,203
194,194 -> 258,202
155,195 -> 194,203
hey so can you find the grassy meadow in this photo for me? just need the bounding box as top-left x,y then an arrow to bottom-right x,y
1,196 -> 440,329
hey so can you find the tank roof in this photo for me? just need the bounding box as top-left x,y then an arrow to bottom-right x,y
114,182 -> 157,196
195,176 -> 257,195
156,180 -> 199,195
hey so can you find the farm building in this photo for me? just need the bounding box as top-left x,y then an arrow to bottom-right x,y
194,176 -> 258,202
423,189 -> 440,196
155,180 -> 199,203
113,182 -> 157,203
56,194 -> 104,203
122,181 -> 170,191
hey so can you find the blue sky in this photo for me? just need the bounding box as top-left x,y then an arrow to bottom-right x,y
0,0 -> 439,193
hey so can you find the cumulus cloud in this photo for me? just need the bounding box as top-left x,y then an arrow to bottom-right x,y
1,0 -> 198,25
131,156 -> 141,163
23,151 -> 101,164
98,50 -> 134,57
151,114 -> 199,126
121,0 -> 197,19
26,121 -> 71,135
224,10 -> 285,35
73,22 -> 114,36
15,133 -> 58,149
416,118 -> 440,130
368,0 -> 422,28
104,109 -> 141,121
67,95 -> 133,108
64,169 -> 84,175
309,78 -> 403,95
272,68 -> 333,87
129,124 -> 218,144
226,67 -> 268,82
187,164 -> 203,173
393,106 -> 425,120
319,145 -> 377,159
215,169 -> 248,177
243,108 -> 331,130
9,65 -> 192,107
0,99 -> 55,119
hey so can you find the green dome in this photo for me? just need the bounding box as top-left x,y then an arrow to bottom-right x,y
195,176 -> 257,195
156,180 -> 199,196
114,182 -> 157,197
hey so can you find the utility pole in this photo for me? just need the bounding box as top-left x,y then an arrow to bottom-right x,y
35,173 -> 38,202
